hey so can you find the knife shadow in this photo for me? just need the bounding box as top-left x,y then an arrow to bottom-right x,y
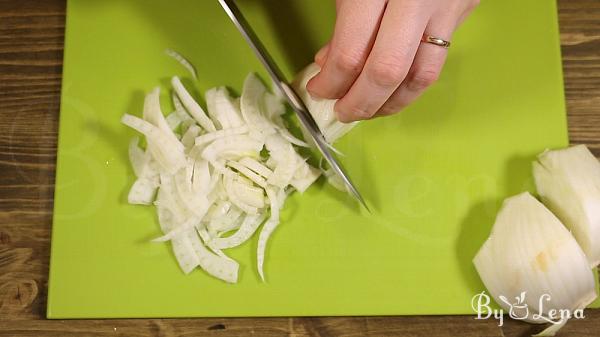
248,0 -> 321,74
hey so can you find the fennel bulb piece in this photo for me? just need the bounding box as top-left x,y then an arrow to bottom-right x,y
533,145 -> 600,266
292,63 -> 358,191
473,192 -> 597,325
292,63 -> 358,144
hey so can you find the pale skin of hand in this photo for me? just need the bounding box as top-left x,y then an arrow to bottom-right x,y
307,0 -> 480,122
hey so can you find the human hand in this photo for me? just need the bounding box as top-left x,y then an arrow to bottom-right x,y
306,0 -> 479,122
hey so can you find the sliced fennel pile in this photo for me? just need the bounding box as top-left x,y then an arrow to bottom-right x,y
474,145 -> 600,336
122,63 -> 356,283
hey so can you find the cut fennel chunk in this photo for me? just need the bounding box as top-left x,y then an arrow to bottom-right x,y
473,192 -> 597,335
123,61 -> 355,283
292,63 -> 358,144
533,145 -> 600,267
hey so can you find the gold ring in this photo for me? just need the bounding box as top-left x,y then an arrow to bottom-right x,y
421,34 -> 451,49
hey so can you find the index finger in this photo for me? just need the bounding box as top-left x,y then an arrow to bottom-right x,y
306,0 -> 386,100
335,1 -> 432,122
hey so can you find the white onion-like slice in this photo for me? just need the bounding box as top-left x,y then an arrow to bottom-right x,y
208,212 -> 267,250
206,87 -> 244,129
128,137 -> 158,179
189,229 -> 238,283
194,126 -> 249,147
171,229 -> 200,274
143,87 -> 181,146
239,157 -> 274,178
226,160 -> 267,188
171,76 -> 216,132
122,114 -> 186,174
201,135 -> 263,163
240,73 -> 271,128
181,124 -> 201,150
257,187 -> 282,281
165,49 -> 198,80
192,159 -> 211,194
171,91 -> 195,129
165,112 -> 183,132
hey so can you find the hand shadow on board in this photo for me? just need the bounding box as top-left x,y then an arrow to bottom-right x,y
455,153 -> 537,295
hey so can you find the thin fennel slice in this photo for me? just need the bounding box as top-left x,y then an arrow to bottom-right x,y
194,126 -> 249,148
206,87 -> 244,129
239,157 -> 274,178
240,73 -> 271,128
192,159 -> 211,194
257,187 -> 282,281
143,87 -> 181,146
226,160 -> 267,188
208,212 -> 267,250
171,91 -> 195,128
122,114 -> 186,174
188,229 -> 238,283
171,229 -> 201,274
128,137 -> 158,179
171,76 -> 216,132
165,112 -> 183,132
201,135 -> 263,163
181,124 -> 201,150
165,48 -> 198,80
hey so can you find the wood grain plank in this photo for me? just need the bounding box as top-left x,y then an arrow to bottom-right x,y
0,0 -> 599,336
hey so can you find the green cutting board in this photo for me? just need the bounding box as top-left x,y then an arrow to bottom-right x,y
48,0 -> 583,318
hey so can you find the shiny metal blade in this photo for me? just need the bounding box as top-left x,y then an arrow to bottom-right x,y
218,0 -> 369,211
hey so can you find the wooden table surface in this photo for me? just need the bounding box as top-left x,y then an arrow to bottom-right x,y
1,1 -> 599,336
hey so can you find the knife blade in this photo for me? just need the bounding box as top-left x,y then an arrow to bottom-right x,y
218,0 -> 369,212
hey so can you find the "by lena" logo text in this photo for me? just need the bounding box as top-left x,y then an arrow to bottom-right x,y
471,291 -> 586,327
